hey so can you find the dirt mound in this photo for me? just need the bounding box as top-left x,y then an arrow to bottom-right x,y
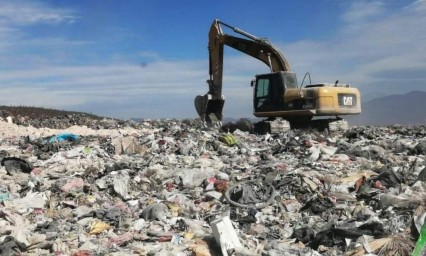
0,106 -> 136,129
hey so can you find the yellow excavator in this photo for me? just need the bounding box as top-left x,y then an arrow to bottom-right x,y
195,19 -> 361,133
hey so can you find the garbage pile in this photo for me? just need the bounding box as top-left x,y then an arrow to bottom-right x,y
0,116 -> 425,256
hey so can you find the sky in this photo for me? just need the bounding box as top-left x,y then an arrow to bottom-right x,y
0,0 -> 425,119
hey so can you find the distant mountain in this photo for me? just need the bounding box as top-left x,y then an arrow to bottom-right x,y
130,117 -> 144,122
346,90 -> 426,126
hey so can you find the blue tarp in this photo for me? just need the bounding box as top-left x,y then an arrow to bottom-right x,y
48,133 -> 79,143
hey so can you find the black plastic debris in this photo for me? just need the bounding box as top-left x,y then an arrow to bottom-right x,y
1,157 -> 33,175
225,180 -> 276,209
292,227 -> 315,244
371,168 -> 403,188
0,236 -> 27,255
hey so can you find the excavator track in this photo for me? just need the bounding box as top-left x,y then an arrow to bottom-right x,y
282,115 -> 348,132
305,118 -> 349,132
327,119 -> 349,132
254,119 -> 291,134
253,118 -> 348,134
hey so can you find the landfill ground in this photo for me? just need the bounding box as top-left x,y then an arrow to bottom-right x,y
0,109 -> 425,256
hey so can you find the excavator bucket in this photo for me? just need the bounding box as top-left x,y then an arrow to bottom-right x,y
194,94 -> 225,126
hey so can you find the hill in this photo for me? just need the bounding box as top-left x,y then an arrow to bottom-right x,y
0,105 -> 119,129
0,105 -> 102,120
346,90 -> 426,126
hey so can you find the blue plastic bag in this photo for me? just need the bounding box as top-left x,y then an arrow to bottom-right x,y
48,133 -> 79,143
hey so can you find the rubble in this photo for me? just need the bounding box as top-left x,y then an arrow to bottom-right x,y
0,114 -> 425,255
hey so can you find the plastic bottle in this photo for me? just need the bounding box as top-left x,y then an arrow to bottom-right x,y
413,222 -> 426,256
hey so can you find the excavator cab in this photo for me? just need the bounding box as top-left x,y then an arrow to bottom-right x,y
253,71 -> 297,113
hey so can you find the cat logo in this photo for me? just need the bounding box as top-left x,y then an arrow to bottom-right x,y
343,96 -> 353,106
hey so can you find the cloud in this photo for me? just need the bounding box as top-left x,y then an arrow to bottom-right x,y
0,0 -> 425,119
0,52 -> 263,118
0,1 -> 79,65
0,60 -> 211,118
0,61 -> 207,91
279,0 -> 426,101
0,1 -> 76,26
341,1 -> 385,24
138,51 -> 163,62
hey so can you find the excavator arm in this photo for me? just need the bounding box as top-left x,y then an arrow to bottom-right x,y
195,19 -> 291,125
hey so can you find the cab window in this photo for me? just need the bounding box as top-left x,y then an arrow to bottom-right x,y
284,73 -> 298,89
256,78 -> 270,98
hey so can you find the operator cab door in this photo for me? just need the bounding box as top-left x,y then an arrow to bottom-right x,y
254,71 -> 296,113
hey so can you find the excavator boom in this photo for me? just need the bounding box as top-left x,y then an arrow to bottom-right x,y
195,19 -> 291,125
